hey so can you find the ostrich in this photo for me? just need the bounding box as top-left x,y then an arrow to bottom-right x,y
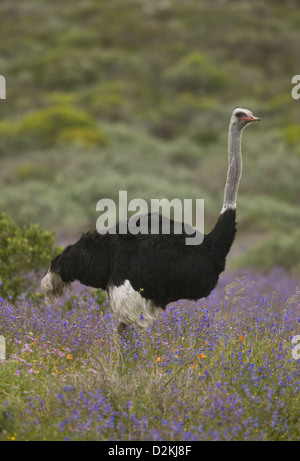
41,108 -> 259,335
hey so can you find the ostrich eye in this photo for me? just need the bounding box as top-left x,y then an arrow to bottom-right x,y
236,112 -> 245,118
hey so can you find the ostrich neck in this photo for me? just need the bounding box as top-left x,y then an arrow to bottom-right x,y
221,124 -> 243,214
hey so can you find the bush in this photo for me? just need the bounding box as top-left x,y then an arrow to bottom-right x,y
164,52 -> 230,94
16,162 -> 55,182
0,103 -> 108,154
58,126 -> 108,147
234,229 -> 300,273
0,213 -> 59,300
84,81 -> 127,120
282,123 -> 300,150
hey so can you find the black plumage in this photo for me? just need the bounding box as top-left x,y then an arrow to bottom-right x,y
49,209 -> 236,309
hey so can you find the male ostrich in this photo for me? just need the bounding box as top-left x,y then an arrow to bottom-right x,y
41,108 -> 259,334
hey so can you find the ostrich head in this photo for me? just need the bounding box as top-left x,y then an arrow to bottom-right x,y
230,107 -> 260,130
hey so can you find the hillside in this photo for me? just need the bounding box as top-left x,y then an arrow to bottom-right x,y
0,0 -> 299,271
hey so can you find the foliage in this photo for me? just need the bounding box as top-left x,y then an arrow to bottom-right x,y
0,1 -> 299,442
164,52 -> 230,94
16,162 -> 55,183
0,1 -> 299,132
0,103 -> 108,154
61,288 -> 109,313
0,0 -> 299,272
234,229 -> 300,273
0,213 -> 59,300
282,123 -> 300,151
0,270 -> 299,440
58,126 -> 108,147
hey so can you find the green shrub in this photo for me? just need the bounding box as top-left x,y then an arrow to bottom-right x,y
58,126 -> 108,147
0,121 -> 17,156
282,123 -> 300,150
16,162 -> 55,182
0,213 -> 59,300
164,52 -> 230,94
146,94 -> 220,139
17,104 -> 107,147
84,81 -> 127,120
0,103 -> 108,154
234,230 -> 300,273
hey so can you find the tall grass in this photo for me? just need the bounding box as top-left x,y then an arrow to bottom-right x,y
0,269 -> 299,441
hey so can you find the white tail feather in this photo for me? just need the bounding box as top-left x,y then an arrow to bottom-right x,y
41,270 -> 70,305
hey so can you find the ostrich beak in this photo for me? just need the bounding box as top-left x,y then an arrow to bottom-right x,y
241,115 -> 260,122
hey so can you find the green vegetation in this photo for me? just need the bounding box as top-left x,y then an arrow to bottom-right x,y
234,229 -> 300,274
0,213 -> 58,300
0,101 -> 108,153
0,0 -> 299,273
282,123 -> 300,150
0,272 -> 300,441
0,1 -> 300,442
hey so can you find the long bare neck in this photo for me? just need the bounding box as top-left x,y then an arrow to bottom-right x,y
221,122 -> 243,214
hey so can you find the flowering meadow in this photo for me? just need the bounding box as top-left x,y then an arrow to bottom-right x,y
0,268 -> 299,441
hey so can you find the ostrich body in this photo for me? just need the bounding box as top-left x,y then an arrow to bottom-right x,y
41,108 -> 259,333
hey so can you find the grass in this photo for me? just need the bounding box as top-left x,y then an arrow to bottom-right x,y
0,269 -> 299,441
